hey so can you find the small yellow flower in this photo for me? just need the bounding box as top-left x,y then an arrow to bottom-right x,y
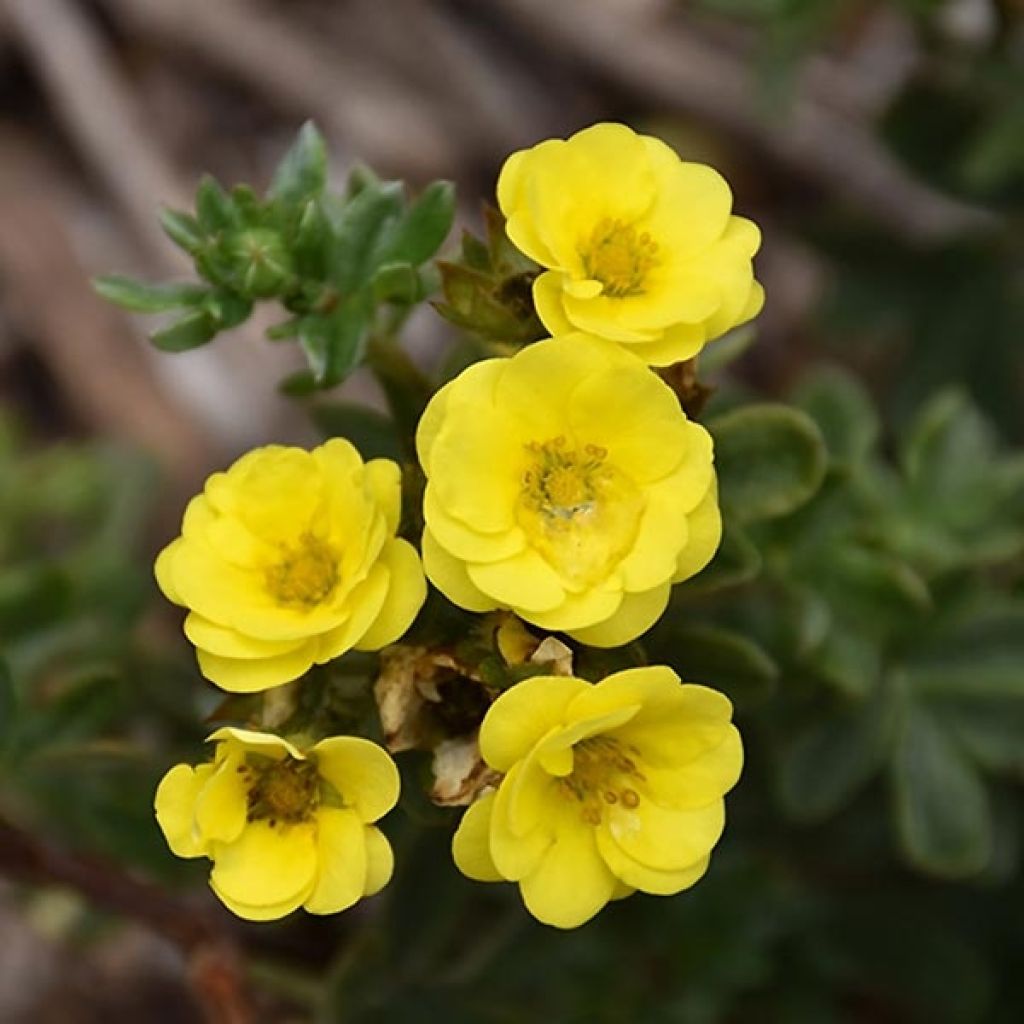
498,122 -> 763,366
452,667 -> 742,928
155,727 -> 399,921
155,440 -> 427,692
417,335 -> 721,646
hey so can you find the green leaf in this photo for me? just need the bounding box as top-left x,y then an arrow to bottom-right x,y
697,325 -> 757,375
326,181 -> 403,291
650,623 -> 778,707
0,661 -> 15,747
93,275 -> 207,313
309,403 -> 402,462
372,261 -> 421,304
673,524 -> 761,596
203,289 -> 252,330
810,627 -> 880,699
380,180 -> 455,266
150,310 -> 217,352
794,366 -> 879,465
903,390 -> 995,500
824,546 -> 931,624
709,404 -> 827,522
195,174 -> 237,232
779,685 -> 896,821
270,121 -> 328,205
891,703 -> 993,877
159,208 -> 204,252
278,369 -> 319,397
298,299 -> 370,387
931,695 -> 1024,775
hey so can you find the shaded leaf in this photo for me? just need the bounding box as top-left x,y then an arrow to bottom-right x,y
150,310 -> 217,352
310,403 -> 403,462
380,180 -> 455,266
710,405 -> 827,522
159,208 -> 204,252
93,276 -> 207,313
794,365 -> 879,465
891,703 -> 992,877
270,121 -> 327,205
195,174 -> 237,232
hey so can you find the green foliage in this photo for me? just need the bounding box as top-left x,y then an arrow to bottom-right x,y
94,122 -> 455,390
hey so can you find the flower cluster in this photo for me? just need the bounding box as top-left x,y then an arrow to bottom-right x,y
153,122 -> 760,927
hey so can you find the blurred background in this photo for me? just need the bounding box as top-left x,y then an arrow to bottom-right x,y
0,0 -> 1021,1021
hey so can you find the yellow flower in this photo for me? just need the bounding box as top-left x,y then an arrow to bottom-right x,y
452,667 -> 742,928
417,335 -> 721,646
498,122 -> 763,366
155,726 -> 399,921
155,440 -> 427,692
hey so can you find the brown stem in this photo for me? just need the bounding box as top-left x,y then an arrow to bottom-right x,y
0,815 -> 254,1024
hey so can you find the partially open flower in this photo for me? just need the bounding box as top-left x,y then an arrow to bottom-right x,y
155,440 -> 427,692
154,727 -> 399,921
498,122 -> 763,366
452,667 -> 742,928
417,335 -> 721,646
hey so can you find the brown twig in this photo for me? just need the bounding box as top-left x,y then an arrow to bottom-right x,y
100,0 -> 455,177
492,0 -> 996,242
0,814 -> 254,1024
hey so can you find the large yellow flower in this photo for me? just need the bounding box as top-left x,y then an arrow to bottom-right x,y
452,667 -> 742,928
417,335 -> 721,646
155,727 -> 399,920
155,440 -> 427,692
498,122 -> 763,366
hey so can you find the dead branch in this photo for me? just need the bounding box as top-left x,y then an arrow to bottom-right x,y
492,0 -> 996,242
100,0 -> 456,177
0,814 -> 254,1024
0,131 -> 212,485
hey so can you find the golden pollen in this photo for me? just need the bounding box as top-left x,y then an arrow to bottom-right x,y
582,217 -> 660,298
559,736 -> 645,825
245,757 -> 320,824
516,438 -> 643,588
265,533 -> 339,608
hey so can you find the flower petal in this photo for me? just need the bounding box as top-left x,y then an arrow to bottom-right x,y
154,763 -> 212,858
672,481 -> 722,583
210,820 -> 318,910
304,808 -> 367,915
354,539 -> 426,651
596,826 -> 710,895
479,674 -> 591,773
312,736 -> 400,822
194,753 -> 248,845
452,791 -> 503,882
363,825 -> 395,896
567,583 -> 671,647
422,528 -> 498,613
197,642 -> 318,693
606,797 -> 725,872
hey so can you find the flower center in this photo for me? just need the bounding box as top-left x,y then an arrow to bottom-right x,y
240,757 -> 320,825
560,736 -> 645,826
582,218 -> 659,298
517,437 -> 643,588
265,533 -> 339,608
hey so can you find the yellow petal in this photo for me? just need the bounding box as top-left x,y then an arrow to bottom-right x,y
363,825 -> 395,896
489,764 -> 554,881
197,641 -> 318,693
606,797 -> 724,872
642,725 -> 743,808
567,583 -> 671,647
304,808 -> 367,915
354,539 -> 426,651
518,811 -> 617,929
194,753 -> 247,845
154,538 -> 184,605
312,736 -> 400,822
210,881 -> 310,922
524,586 -> 623,633
568,362 -> 691,483
452,791 -> 503,882
422,528 -> 498,614
184,613 -> 307,659
316,562 -> 390,661
673,480 -> 722,583
479,674 -> 590,772
154,763 -> 211,858
206,726 -> 306,761
468,547 -> 566,613
210,820 -> 318,910
424,484 -> 526,563
597,826 -> 711,895
362,458 -> 402,534
532,272 -> 575,337
629,321 -> 707,367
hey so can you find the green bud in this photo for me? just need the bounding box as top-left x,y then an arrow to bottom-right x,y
230,228 -> 295,298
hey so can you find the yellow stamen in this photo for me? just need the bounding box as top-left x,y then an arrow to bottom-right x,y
265,533 -> 339,608
582,218 -> 660,298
